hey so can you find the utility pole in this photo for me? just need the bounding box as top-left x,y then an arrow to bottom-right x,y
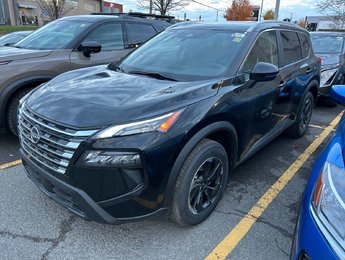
216,10 -> 218,21
274,0 -> 280,20
149,0 -> 153,14
259,0 -> 264,21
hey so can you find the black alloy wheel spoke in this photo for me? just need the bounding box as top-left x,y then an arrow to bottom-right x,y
188,157 -> 224,214
206,161 -> 221,184
193,188 -> 204,211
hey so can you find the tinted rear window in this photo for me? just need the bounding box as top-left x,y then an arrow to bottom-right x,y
280,31 -> 303,66
300,33 -> 311,58
127,24 -> 157,44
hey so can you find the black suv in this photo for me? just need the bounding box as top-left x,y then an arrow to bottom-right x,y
19,21 -> 320,226
0,13 -> 172,135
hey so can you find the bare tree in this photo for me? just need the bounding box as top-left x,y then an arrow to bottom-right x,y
35,0 -> 72,21
137,0 -> 190,15
317,0 -> 345,29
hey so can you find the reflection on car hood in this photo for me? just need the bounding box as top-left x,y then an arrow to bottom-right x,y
27,66 -> 219,128
0,47 -> 52,62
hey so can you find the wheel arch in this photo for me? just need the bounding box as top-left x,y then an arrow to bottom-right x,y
0,75 -> 53,129
306,79 -> 319,104
164,120 -> 238,207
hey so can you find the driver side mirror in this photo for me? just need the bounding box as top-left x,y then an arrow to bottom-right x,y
126,42 -> 142,49
4,42 -> 15,47
250,62 -> 279,82
79,41 -> 102,58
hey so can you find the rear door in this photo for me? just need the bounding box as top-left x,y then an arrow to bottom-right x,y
125,23 -> 158,47
70,22 -> 130,70
277,30 -> 314,116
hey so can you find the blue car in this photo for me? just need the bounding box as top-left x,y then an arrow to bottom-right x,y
292,85 -> 345,259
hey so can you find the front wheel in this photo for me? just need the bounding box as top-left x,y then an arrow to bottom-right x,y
170,139 -> 229,226
285,91 -> 314,138
7,88 -> 33,136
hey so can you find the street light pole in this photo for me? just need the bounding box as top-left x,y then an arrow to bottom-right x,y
259,0 -> 264,21
149,0 -> 153,14
274,0 -> 280,20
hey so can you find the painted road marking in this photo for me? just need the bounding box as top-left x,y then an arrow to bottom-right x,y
206,111 -> 344,260
0,159 -> 22,171
309,124 -> 326,130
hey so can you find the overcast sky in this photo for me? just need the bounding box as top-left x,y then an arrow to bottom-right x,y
108,0 -> 321,22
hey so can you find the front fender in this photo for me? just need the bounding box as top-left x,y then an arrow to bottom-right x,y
0,75 -> 53,129
163,121 -> 238,207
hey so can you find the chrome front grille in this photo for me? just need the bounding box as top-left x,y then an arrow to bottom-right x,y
18,103 -> 98,174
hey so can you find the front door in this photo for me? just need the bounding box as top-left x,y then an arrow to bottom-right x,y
70,23 -> 130,70
236,30 -> 285,159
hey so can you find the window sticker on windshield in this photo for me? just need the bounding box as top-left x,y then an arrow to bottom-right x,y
337,37 -> 343,41
231,33 -> 246,38
233,37 -> 242,43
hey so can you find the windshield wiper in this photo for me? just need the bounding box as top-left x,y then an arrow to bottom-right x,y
108,63 -> 125,73
128,70 -> 178,81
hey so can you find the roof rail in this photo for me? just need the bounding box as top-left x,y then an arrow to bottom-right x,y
90,12 -> 175,22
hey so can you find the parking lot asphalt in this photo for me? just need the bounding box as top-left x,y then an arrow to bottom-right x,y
0,105 -> 343,260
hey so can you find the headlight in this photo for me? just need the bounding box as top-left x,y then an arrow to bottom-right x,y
81,151 -> 141,168
95,111 -> 182,139
311,162 -> 345,256
0,61 -> 11,65
320,68 -> 339,87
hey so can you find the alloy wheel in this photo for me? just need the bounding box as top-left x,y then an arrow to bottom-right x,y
188,157 -> 224,215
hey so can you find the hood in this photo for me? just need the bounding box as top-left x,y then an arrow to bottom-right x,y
0,47 -> 52,62
26,66 -> 219,128
317,53 -> 344,69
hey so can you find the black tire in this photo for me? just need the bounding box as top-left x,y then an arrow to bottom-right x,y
285,91 -> 314,138
6,88 -> 33,136
170,138 -> 229,226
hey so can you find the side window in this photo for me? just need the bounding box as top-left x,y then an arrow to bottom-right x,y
82,23 -> 124,51
126,24 -> 157,44
280,31 -> 303,65
299,33 -> 311,58
241,31 -> 278,73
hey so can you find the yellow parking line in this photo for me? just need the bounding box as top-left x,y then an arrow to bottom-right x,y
0,159 -> 22,171
206,111 -> 344,260
309,124 -> 326,130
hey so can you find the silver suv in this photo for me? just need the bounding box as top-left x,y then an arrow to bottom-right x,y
0,13 -> 172,135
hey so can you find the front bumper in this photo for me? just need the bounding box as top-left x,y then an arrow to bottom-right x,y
21,150 -> 168,224
291,205 -> 338,260
319,67 -> 345,98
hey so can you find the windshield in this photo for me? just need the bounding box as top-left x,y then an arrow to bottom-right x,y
311,35 -> 344,54
116,29 -> 247,81
14,20 -> 91,50
0,33 -> 26,45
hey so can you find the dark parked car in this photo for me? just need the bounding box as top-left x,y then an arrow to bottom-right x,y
0,31 -> 32,46
0,13 -> 172,135
19,21 -> 320,226
310,32 -> 345,105
292,85 -> 345,260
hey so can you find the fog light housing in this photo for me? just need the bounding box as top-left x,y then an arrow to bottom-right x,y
82,151 -> 142,169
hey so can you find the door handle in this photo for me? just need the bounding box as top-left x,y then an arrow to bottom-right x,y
306,68 -> 312,73
279,81 -> 286,88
